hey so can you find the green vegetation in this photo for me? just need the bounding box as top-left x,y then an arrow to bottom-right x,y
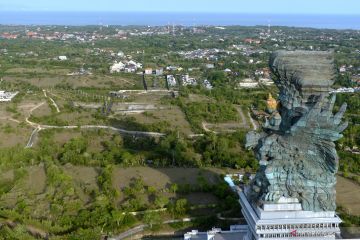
0,24 -> 359,238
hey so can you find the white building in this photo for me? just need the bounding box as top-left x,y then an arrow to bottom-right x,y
110,60 -> 142,73
184,226 -> 249,240
156,68 -> 164,76
203,79 -> 213,90
144,68 -> 153,75
58,56 -> 67,61
239,79 -> 259,88
167,75 -> 177,87
0,91 -> 19,102
339,65 -> 347,73
117,51 -> 125,57
205,63 -> 215,69
110,62 -> 125,73
181,75 -> 197,86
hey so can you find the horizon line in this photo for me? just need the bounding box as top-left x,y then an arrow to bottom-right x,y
1,10 -> 360,16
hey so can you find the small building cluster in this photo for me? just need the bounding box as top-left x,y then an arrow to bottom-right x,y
177,48 -> 235,61
144,68 -> 164,75
181,75 -> 197,86
110,60 -> 143,73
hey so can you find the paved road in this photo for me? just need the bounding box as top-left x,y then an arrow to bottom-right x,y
26,127 -> 41,148
110,218 -> 193,240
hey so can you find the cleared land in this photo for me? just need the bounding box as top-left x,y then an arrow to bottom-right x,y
0,166 -> 239,219
336,175 -> 360,215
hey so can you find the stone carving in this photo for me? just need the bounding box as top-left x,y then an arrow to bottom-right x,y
246,51 -> 348,212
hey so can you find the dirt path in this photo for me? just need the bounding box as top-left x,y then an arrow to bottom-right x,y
0,117 -> 21,124
47,91 -> 66,100
43,90 -> 60,113
235,105 -> 250,128
24,100 -> 166,148
111,218 -> 193,240
25,124 -> 166,148
248,112 -> 258,131
202,122 -> 217,134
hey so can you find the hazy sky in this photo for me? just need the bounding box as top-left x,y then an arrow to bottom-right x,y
1,0 -> 360,14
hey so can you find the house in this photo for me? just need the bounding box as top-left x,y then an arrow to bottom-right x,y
58,56 -> 67,61
339,65 -> 347,73
181,75 -> 197,86
255,69 -> 264,76
167,75 -> 177,87
244,38 -> 261,44
205,63 -> 215,69
156,68 -> 164,76
110,62 -> 125,73
0,33 -> 18,39
117,51 -> 125,57
166,66 -> 178,71
144,68 -> 153,75
203,79 -> 213,90
238,78 -> 259,88
128,60 -> 142,69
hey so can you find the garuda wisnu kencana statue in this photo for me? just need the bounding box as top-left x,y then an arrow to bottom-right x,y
246,51 -> 348,212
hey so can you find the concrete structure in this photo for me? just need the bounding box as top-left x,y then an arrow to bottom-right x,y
184,226 -> 249,240
167,75 -> 177,87
58,55 -> 67,61
205,63 -> 215,69
144,68 -> 153,75
239,189 -> 341,240
181,74 -> 197,86
117,51 -> 125,57
110,60 -> 142,73
239,79 -> 259,88
0,91 -> 19,102
186,175 -> 342,240
110,62 -> 125,73
203,79 -> 213,90
156,68 -> 164,76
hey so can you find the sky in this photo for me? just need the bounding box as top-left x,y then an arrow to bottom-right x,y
0,0 -> 360,15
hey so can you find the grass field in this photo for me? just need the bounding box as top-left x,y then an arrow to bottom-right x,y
3,73 -> 143,89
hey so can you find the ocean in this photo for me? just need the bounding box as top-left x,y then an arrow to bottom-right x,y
0,12 -> 359,30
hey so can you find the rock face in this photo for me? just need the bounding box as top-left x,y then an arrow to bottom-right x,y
246,50 -> 348,212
